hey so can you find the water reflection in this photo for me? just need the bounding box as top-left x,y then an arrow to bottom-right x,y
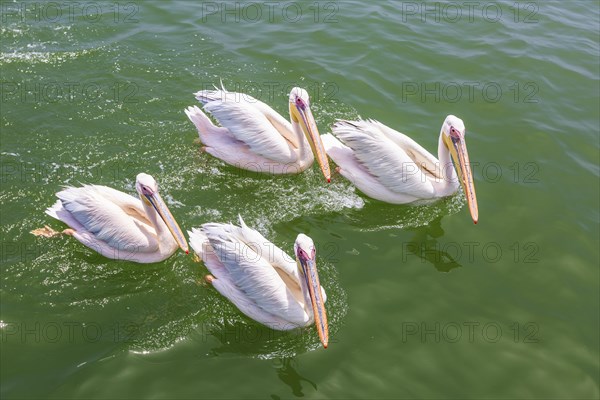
272,357 -> 317,398
404,216 -> 462,272
194,316 -> 323,359
281,193 -> 465,233
281,197 -> 465,272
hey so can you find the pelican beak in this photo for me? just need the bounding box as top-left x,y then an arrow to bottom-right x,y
443,133 -> 479,224
298,254 -> 329,348
290,101 -> 331,182
144,192 -> 189,254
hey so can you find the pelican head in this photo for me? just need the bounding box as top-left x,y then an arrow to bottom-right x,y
135,173 -> 189,254
441,115 -> 478,224
294,233 -> 329,348
289,88 -> 332,182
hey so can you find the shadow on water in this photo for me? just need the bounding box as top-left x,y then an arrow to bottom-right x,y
280,190 -> 465,233
280,197 -> 465,273
345,194 -> 465,232
194,317 -> 325,360
182,286 -> 325,359
271,357 -> 317,399
403,216 -> 463,272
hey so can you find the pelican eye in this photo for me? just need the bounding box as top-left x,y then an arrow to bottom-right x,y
141,186 -> 153,196
297,248 -> 308,261
298,247 -> 316,262
449,126 -> 461,138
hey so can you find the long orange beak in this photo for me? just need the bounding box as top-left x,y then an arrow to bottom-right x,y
298,256 -> 329,348
290,101 -> 332,182
444,134 -> 478,224
144,191 -> 189,253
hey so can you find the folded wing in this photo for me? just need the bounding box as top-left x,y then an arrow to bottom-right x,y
189,219 -> 309,329
48,185 -> 156,252
195,88 -> 295,163
332,119 -> 439,199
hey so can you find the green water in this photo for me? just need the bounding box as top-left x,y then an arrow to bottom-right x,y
1,1 -> 599,398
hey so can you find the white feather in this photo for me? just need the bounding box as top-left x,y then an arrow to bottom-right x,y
185,85 -> 319,174
42,174 -> 186,263
331,119 -> 436,200
188,218 -> 326,330
324,115 -> 472,206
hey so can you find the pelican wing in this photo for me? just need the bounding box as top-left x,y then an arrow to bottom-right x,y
195,89 -> 295,163
50,185 -> 156,252
235,216 -> 299,277
373,120 -> 441,179
191,221 -> 308,327
332,119 -> 437,199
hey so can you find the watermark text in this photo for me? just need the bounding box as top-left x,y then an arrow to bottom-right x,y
401,321 -> 540,343
400,81 -> 539,104
0,1 -> 139,24
199,1 -> 339,24
399,2 -> 539,24
1,81 -> 139,104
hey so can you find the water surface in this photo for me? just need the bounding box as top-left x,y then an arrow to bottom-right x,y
1,1 -> 599,398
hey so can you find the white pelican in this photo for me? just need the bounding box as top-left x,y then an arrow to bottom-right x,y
32,173 -> 189,263
321,115 -> 479,223
188,217 -> 329,348
184,85 -> 331,182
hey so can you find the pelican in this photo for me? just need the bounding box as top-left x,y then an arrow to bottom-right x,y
188,217 -> 329,348
321,115 -> 478,223
32,173 -> 189,263
184,85 -> 331,182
